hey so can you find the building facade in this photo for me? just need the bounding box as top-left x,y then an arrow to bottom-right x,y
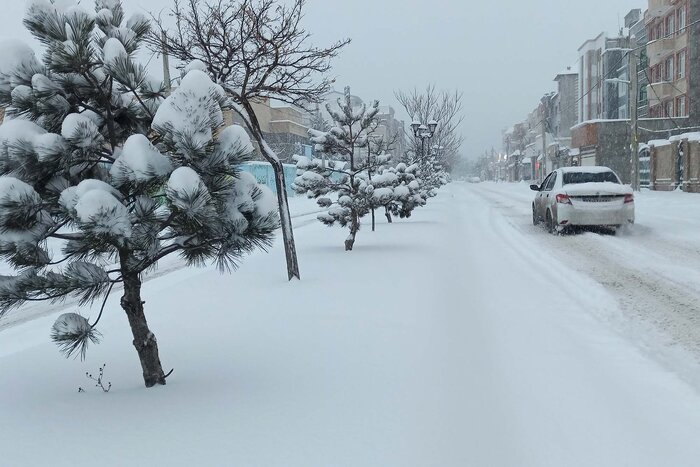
645,0 -> 700,126
578,32 -> 631,122
578,33 -> 606,122
553,69 -> 579,140
225,97 -> 312,163
375,105 -> 407,159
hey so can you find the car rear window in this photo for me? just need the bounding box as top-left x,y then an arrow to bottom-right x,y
563,171 -> 619,185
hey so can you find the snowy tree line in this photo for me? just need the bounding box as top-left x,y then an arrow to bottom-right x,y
0,0 -> 454,387
293,87 -> 449,251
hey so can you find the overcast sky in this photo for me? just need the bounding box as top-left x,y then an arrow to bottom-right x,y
2,0 -> 645,159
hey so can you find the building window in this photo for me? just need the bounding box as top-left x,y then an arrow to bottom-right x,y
639,48 -> 648,69
678,6 -> 687,32
664,100 -> 674,117
664,56 -> 674,81
677,96 -> 687,117
677,50 -> 686,79
666,14 -> 676,36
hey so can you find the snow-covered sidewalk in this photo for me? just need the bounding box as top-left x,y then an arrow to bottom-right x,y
2,184 -> 700,466
0,195 -> 321,331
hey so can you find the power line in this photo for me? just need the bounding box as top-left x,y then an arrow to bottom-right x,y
523,48 -> 630,147
505,17 -> 700,151
641,67 -> 685,130
632,17 -> 700,53
516,46 -> 633,144
563,16 -> 700,122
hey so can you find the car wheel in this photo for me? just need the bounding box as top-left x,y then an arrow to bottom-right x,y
546,210 -> 554,234
532,205 -> 540,226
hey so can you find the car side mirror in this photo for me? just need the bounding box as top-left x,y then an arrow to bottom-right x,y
530,184 -> 540,191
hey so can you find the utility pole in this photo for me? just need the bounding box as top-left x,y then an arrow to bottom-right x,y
629,44 -> 640,191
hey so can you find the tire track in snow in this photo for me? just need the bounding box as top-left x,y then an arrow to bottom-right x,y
465,182 -> 700,387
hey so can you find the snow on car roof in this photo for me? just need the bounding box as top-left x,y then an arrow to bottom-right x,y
559,166 -> 614,174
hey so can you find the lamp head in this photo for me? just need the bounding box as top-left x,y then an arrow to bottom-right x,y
410,120 -> 421,136
428,120 -> 438,134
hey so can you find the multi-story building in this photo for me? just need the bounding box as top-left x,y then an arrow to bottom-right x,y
502,96 -> 560,182
573,25 -> 651,180
225,97 -> 312,163
578,33 -> 606,122
375,106 -> 406,159
314,89 -> 364,124
267,103 -> 313,162
645,0 -> 699,124
578,32 -> 631,122
552,68 -> 579,141
544,68 -> 580,170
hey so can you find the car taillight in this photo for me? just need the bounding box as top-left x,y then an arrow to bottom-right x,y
556,194 -> 572,205
624,194 -> 634,204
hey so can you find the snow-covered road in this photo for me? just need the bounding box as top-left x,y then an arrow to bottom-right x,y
468,182 -> 700,386
438,182 -> 700,465
2,183 -> 700,466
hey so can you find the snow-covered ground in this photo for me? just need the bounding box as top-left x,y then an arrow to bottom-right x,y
0,196 -> 321,331
2,184 -> 700,466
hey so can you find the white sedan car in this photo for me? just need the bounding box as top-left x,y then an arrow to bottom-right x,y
531,166 -> 634,233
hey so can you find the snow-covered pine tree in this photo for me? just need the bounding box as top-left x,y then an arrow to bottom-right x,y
398,148 -> 448,205
384,163 -> 425,221
416,156 -> 449,198
293,87 -> 393,250
0,0 -> 278,388
365,163 -> 395,231
150,0 -> 350,281
361,133 -> 396,231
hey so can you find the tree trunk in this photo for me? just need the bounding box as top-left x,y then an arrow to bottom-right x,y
119,253 -> 166,387
345,211 -> 360,251
269,158 -> 301,280
371,208 -> 375,232
240,102 -> 300,280
385,206 -> 393,223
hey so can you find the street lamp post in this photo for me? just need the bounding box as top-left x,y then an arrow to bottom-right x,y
410,119 -> 438,161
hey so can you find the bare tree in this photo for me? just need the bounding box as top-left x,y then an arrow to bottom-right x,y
149,0 -> 350,280
395,85 -> 464,172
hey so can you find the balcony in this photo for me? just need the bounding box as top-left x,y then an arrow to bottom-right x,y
647,33 -> 687,65
646,0 -> 674,20
647,82 -> 678,106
